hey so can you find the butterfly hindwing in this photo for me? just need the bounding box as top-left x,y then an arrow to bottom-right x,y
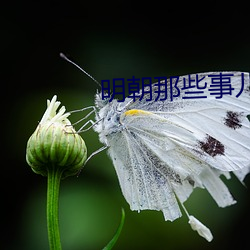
107,125 -> 182,221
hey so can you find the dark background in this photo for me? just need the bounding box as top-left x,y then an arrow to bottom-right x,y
2,1 -> 250,250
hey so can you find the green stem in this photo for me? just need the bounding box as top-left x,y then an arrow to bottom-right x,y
47,165 -> 63,250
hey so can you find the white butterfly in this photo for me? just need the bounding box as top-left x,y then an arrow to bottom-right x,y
58,57 -> 249,242
81,71 -> 249,242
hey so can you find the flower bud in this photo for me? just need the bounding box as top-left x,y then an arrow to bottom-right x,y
26,95 -> 87,178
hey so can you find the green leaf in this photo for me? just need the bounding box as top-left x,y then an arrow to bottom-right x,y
102,208 -> 125,250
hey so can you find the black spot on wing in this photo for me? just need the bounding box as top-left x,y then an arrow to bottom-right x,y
186,177 -> 195,186
199,135 -> 225,157
224,111 -> 243,130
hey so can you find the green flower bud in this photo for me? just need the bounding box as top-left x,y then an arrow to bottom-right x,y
26,95 -> 87,178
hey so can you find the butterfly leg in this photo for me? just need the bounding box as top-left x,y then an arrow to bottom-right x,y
70,106 -> 96,126
77,118 -> 104,133
85,145 -> 108,165
68,106 -> 102,132
77,145 -> 108,176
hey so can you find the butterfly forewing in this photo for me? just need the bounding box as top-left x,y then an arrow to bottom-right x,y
124,72 -> 250,173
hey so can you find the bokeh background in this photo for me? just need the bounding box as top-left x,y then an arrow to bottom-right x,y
2,1 -> 250,250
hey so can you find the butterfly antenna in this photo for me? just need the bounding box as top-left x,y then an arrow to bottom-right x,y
60,53 -> 101,88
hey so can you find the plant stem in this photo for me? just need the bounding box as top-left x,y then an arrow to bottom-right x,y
47,165 -> 63,250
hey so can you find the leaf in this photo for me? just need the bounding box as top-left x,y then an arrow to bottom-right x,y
102,208 -> 125,250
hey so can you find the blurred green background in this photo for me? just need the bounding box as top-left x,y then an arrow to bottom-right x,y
2,1 -> 250,250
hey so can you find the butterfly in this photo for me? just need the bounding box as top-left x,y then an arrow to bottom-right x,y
90,71 -> 250,241
61,55 -> 250,241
